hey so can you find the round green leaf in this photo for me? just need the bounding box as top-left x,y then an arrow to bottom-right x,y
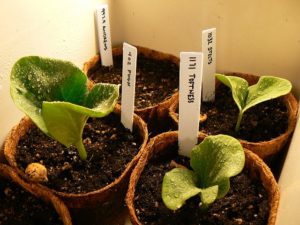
162,168 -> 201,210
190,135 -> 245,198
10,56 -> 88,133
84,83 -> 120,115
215,74 -> 248,111
200,185 -> 218,207
244,76 -> 292,112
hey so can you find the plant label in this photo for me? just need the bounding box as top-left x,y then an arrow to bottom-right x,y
121,43 -> 137,132
178,52 -> 203,157
96,4 -> 113,66
202,28 -> 216,102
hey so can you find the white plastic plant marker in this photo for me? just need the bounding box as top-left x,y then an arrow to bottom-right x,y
95,4 -> 113,66
202,28 -> 216,102
121,43 -> 137,132
178,52 -> 203,157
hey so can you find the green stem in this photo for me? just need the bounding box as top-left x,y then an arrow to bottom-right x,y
235,111 -> 244,133
75,140 -> 87,160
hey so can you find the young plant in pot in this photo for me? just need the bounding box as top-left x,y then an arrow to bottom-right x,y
4,56 -> 148,223
0,163 -> 72,225
169,73 -> 298,159
126,131 -> 279,225
83,46 -> 179,135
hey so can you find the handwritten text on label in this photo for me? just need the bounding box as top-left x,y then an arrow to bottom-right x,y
178,52 -> 203,157
101,8 -> 108,51
127,52 -> 132,87
188,57 -> 197,103
96,4 -> 113,66
207,32 -> 213,65
202,28 -> 216,102
121,43 -> 137,131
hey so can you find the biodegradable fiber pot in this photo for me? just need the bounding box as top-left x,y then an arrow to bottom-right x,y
83,46 -> 179,125
4,104 -> 148,210
126,131 -> 279,225
169,73 -> 298,159
0,163 -> 72,225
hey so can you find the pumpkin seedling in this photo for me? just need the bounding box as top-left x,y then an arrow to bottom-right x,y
162,135 -> 245,210
215,74 -> 292,132
10,56 -> 119,160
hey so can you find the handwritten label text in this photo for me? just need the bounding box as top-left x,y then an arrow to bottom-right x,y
121,43 -> 137,131
96,5 -> 113,66
202,28 -> 216,102
178,52 -> 203,157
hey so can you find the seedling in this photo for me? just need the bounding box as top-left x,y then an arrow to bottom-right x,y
162,135 -> 245,210
10,56 -> 119,160
215,74 -> 292,132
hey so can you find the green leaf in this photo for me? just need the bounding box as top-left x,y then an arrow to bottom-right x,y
200,185 -> 218,207
162,168 -> 201,210
10,56 -> 88,133
41,83 -> 118,160
244,76 -> 292,112
84,83 -> 120,115
162,135 -> 245,210
190,134 -> 245,200
42,102 -> 89,160
215,74 -> 292,131
10,56 -> 119,160
215,74 -> 248,111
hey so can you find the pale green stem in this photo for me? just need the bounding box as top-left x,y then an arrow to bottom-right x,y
75,139 -> 87,160
235,110 -> 244,132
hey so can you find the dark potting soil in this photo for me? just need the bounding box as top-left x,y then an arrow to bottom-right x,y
0,178 -> 63,225
87,54 -> 179,109
134,145 -> 270,225
15,113 -> 141,194
198,84 -> 288,142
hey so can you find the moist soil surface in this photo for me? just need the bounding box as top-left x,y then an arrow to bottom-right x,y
16,113 -> 141,194
87,54 -> 179,109
134,145 -> 270,225
0,177 -> 63,225
175,84 -> 288,142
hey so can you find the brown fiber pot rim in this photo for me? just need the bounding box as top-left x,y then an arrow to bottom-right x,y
0,163 -> 72,225
126,131 -> 280,225
83,46 -> 179,118
4,104 -> 148,208
169,72 -> 298,159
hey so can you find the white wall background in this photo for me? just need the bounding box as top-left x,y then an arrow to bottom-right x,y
111,0 -> 300,95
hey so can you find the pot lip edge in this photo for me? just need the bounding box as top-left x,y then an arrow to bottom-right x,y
3,106 -> 149,199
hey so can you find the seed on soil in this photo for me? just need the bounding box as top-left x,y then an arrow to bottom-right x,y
25,162 -> 48,183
